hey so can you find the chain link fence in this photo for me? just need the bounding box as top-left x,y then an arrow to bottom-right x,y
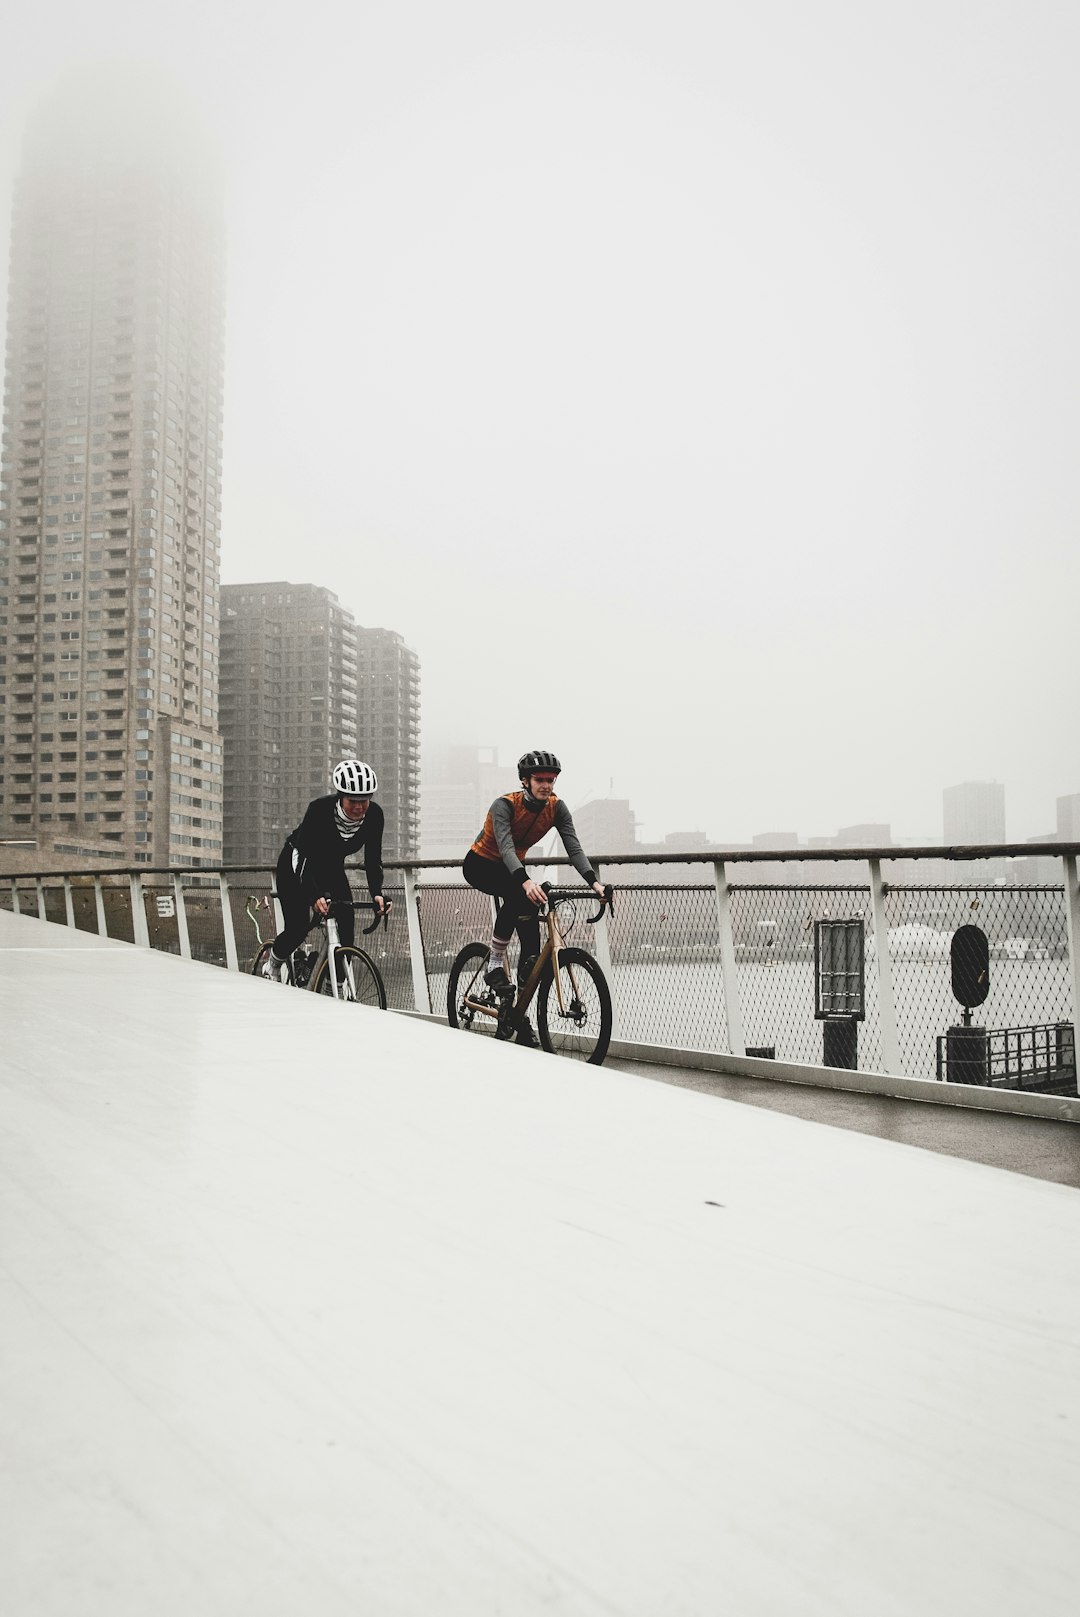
2,857 -> 1076,1093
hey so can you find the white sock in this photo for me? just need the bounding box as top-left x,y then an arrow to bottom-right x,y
488,938 -> 509,973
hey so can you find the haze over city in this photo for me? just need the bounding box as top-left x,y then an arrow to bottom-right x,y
2,1 -> 1077,845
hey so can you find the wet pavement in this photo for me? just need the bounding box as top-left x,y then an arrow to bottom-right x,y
606,1056 -> 1080,1188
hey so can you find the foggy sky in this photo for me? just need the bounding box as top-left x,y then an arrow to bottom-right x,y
2,1 -> 1078,844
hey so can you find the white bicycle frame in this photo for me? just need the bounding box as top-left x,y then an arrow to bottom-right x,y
246,893 -> 362,1000
323,910 -> 354,1001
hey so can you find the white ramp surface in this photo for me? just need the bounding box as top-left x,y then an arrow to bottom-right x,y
1,908 -> 1078,1615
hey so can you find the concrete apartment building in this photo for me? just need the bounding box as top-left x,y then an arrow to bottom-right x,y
220,584 -> 419,867
0,80 -> 225,867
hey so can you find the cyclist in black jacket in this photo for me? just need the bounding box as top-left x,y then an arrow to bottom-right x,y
261,759 -> 387,981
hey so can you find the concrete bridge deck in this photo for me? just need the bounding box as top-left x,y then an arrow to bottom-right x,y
2,908 -> 1078,1615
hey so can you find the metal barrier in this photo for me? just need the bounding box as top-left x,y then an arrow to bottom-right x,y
3,842 -> 1079,1095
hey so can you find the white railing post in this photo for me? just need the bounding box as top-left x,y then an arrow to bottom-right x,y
129,874 -> 150,949
10,878 -> 19,915
36,878 -> 47,920
713,860 -> 745,1057
219,873 -> 238,972
590,874 -> 621,1041
402,866 -> 432,1014
1063,854 -> 1080,1042
94,877 -> 107,937
173,873 -> 191,960
868,857 -> 902,1074
63,876 -> 75,930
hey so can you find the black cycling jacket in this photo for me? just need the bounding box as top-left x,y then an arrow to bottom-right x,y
283,795 -> 385,900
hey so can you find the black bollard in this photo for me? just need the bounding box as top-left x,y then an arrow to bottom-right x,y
822,1016 -> 858,1070
945,1024 -> 989,1086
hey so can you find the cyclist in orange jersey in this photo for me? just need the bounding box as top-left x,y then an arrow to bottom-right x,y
463,749 -> 607,1001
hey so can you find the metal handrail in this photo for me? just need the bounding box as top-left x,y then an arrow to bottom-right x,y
4,841 -> 1080,882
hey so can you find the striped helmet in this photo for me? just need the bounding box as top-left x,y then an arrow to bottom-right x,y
332,759 -> 377,796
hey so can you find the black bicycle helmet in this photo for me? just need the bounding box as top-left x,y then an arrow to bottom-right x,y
517,749 -> 561,779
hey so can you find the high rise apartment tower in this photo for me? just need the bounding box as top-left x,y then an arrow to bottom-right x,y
220,584 -> 420,866
0,79 -> 225,865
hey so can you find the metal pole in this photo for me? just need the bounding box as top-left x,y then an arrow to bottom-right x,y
402,866 -> 432,1015
173,873 -> 191,960
713,860 -> 745,1057
868,857 -> 902,1074
94,877 -> 107,937
590,872 -> 621,1041
10,878 -> 19,915
219,873 -> 238,972
130,874 -> 150,949
63,876 -> 75,929
36,878 -> 46,920
1063,854 -> 1080,1050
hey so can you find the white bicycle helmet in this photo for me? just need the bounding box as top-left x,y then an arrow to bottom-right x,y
332,759 -> 378,796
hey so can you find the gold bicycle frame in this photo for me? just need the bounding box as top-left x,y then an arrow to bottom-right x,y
463,898 -> 580,1024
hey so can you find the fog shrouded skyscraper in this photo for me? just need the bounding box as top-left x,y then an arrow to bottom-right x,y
0,77 -> 225,865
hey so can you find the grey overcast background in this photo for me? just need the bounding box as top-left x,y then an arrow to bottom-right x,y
2,1 -> 1077,845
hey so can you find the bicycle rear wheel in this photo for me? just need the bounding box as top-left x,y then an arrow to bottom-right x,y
537,946 -> 612,1064
251,942 -> 293,984
313,946 -> 387,1008
447,944 -> 507,1039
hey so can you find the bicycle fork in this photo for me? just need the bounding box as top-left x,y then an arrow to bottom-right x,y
324,918 -> 353,1002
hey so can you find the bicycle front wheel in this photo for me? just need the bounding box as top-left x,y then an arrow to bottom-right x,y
537,947 -> 612,1064
313,946 -> 387,1008
447,944 -> 506,1039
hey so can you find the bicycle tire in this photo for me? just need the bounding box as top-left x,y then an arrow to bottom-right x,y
251,941 -> 293,984
447,943 -> 507,1039
313,946 -> 387,1009
536,946 -> 612,1065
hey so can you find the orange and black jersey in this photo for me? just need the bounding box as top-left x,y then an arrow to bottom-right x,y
471,791 -> 595,886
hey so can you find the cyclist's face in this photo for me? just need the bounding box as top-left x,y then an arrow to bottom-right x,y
528,773 -> 558,799
340,794 -> 370,820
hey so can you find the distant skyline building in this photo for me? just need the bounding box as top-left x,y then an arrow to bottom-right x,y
942,781 -> 1006,845
0,78 -> 225,865
571,797 -> 637,858
220,583 -> 419,866
1057,792 -> 1080,841
421,744 -> 506,862
943,779 -> 1006,882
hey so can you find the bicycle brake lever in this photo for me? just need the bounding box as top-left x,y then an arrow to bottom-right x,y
361,902 -> 391,936
584,886 -> 614,926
